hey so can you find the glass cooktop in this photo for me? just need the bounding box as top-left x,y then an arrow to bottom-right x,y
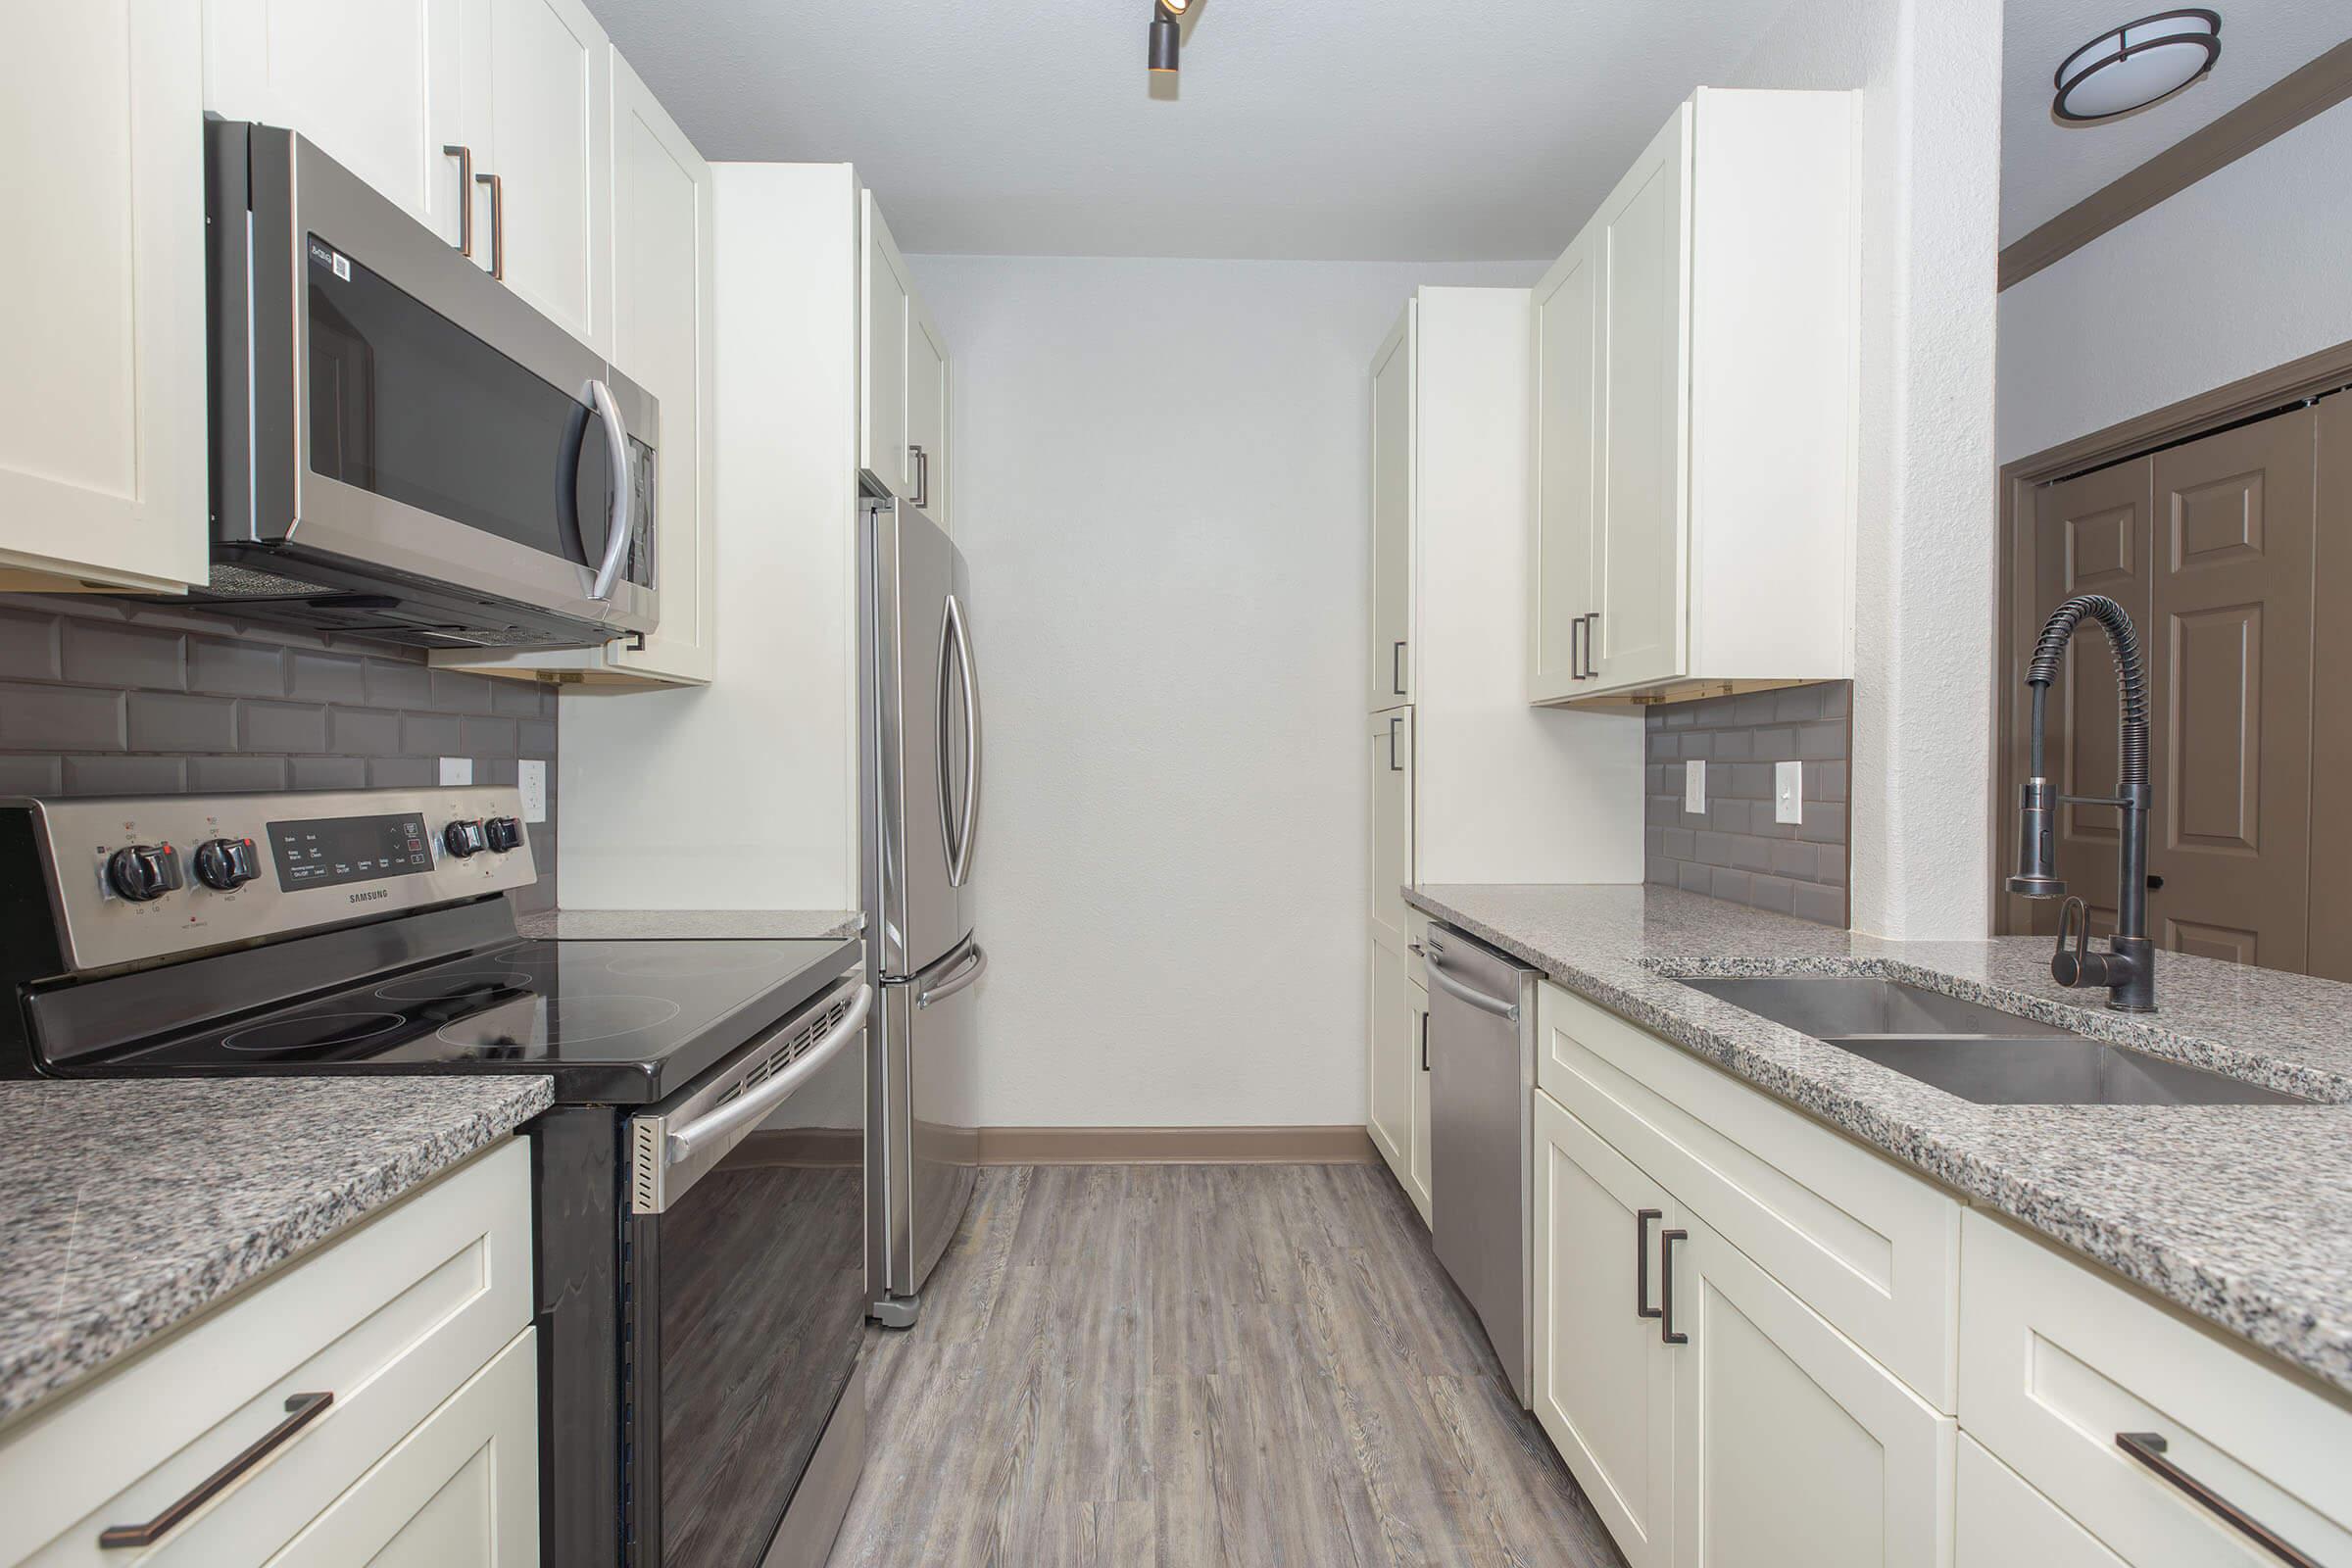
98,936 -> 861,1103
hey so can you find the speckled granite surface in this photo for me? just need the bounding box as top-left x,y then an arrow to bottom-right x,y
513,907 -> 863,941
0,1076 -> 552,1425
1407,883 -> 2352,1396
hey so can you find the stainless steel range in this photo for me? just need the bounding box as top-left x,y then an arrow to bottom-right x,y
0,787 -> 868,1568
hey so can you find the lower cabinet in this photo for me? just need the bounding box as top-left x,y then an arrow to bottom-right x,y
1368,935 -> 1434,1226
1956,1435 -> 2124,1568
1404,976 -> 1432,1224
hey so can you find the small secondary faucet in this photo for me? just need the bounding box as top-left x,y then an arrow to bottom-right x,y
2007,593 -> 2157,1012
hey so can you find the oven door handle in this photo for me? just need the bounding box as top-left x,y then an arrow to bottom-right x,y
664,984 -> 871,1167
585,377 -> 633,602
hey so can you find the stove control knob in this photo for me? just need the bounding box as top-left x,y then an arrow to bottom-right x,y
193,836 -> 262,891
106,844 -> 184,903
444,819 -> 487,858
483,816 -> 523,854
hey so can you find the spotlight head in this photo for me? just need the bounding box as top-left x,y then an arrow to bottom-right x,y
1149,4 -> 1180,73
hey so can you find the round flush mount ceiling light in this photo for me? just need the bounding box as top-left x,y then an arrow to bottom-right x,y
2053,10 -> 2222,122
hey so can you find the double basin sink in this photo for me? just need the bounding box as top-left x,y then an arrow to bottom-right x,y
1675,975 -> 2310,1106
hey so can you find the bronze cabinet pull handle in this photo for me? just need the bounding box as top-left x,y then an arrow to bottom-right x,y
1636,1208 -> 1663,1321
476,171 -> 505,280
1659,1229 -> 1689,1345
442,145 -> 474,257
100,1392 -> 333,1548
2115,1432 -> 2319,1568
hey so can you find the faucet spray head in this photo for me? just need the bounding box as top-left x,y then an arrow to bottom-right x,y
2006,776 -> 2067,899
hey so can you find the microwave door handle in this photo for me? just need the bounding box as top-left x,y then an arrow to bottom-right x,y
585,378 -> 632,601
663,985 -> 872,1166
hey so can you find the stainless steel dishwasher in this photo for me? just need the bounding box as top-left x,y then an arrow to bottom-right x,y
1422,923 -> 1541,1405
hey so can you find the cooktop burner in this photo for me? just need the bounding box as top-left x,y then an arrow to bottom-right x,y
95,935 -> 863,1102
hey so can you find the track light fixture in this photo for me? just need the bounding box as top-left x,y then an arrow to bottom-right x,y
1149,0 -> 1181,74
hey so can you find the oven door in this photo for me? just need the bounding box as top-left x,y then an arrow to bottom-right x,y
623,977 -> 871,1567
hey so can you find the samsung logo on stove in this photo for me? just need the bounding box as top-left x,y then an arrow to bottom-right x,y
348,889 -> 390,904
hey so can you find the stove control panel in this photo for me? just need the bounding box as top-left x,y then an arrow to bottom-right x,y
5,786 -> 539,974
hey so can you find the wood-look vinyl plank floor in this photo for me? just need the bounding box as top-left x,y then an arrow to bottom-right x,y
827,1163 -> 1626,1568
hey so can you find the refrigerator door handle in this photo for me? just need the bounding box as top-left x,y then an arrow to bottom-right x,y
941,591 -> 981,888
916,938 -> 988,1010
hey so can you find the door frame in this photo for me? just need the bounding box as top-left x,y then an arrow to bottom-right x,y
1990,330 -> 2352,934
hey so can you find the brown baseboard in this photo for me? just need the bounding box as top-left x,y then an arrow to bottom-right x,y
972,1125 -> 1379,1166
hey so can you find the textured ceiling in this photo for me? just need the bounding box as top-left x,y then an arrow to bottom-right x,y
584,0 -> 1801,260
2001,0 -> 2351,244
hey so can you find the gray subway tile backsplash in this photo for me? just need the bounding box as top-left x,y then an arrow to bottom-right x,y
1645,680 -> 1851,928
0,594 -> 559,912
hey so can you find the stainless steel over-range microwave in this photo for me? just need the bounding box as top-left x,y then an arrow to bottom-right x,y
199,120 -> 657,649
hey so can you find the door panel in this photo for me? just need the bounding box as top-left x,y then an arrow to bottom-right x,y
1371,307 -> 1414,710
904,956 -> 979,1298
2311,397 -> 2352,981
2147,410 -> 2316,972
1406,980 -> 1433,1225
1531,1092 -> 1676,1568
1593,113 -> 1688,692
1956,1437 -> 2126,1568
487,0 -> 611,353
908,311 -> 949,526
869,501 -> 975,974
1530,230 -> 1602,702
861,193 -> 910,495
2022,460 -> 2152,939
1368,939 -> 1412,1180
1368,708 -> 1414,950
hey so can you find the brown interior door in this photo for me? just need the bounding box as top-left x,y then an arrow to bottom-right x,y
2144,409 -> 2316,970
2308,398 -> 2352,982
2023,460 -> 2153,939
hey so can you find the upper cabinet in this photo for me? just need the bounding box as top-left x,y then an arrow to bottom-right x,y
206,0 -> 612,356
0,1 -> 208,593
1369,306 -> 1414,710
1528,89 -> 1857,707
861,193 -> 952,529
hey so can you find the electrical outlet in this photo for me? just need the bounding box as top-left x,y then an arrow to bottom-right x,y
1684,759 -> 1706,814
519,760 -> 548,824
1776,760 -> 1804,825
438,757 -> 472,786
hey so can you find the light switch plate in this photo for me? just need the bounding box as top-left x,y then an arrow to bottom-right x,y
1776,760 -> 1804,825
1684,759 -> 1706,814
519,760 -> 548,824
438,757 -> 473,786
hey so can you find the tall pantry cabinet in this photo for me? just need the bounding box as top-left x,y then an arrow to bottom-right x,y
1363,288 -> 1643,1218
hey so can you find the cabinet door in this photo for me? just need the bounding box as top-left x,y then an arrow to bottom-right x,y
1370,306 -> 1415,710
861,191 -> 912,496
486,0 -> 611,353
1367,938 -> 1412,1181
1528,223 -> 1602,704
1531,1091 -> 1678,1568
1956,1437 -> 2124,1568
0,0 -> 207,593
266,1328 -> 540,1567
203,0 -> 475,251
1592,107 -> 1690,694
907,306 -> 950,528
1369,707 -> 1414,950
1404,978 -> 1433,1225
1667,1209 -> 1952,1568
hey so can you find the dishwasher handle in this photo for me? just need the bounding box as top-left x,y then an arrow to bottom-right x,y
1426,958 -> 1520,1023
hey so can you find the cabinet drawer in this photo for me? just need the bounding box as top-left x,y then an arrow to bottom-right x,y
1535,980 -> 1959,1410
1958,1209 -> 2352,1568
0,1139 -> 532,1564
1956,1435 -> 2123,1568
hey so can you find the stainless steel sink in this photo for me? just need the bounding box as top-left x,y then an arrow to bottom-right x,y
1678,975 -> 2311,1106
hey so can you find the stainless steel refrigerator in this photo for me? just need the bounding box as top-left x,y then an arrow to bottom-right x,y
860,491 -> 986,1327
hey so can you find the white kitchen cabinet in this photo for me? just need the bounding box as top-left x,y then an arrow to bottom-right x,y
1956,1436 -> 2126,1568
0,1141 -> 534,1565
1666,1206 -> 1953,1568
437,49 -> 716,687
486,0 -> 612,354
1532,1090 -> 1678,1568
0,0 -> 208,594
1369,706 -> 1415,954
1405,978 -> 1433,1224
1370,306 -> 1415,710
1957,1209 -> 2352,1567
860,194 -> 953,527
1367,937 -> 1412,1180
1527,88 -> 1857,707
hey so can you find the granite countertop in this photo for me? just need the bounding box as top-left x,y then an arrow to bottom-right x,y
514,907 -> 863,942
0,1076 -> 553,1426
1406,882 -> 2352,1396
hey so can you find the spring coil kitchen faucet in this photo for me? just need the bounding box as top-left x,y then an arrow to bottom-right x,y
2006,592 -> 2157,1012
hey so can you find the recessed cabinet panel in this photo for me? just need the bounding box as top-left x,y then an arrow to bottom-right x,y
1371,307 -> 1415,710
1369,707 -> 1415,951
1405,979 -> 1433,1225
1528,235 -> 1600,702
487,0 -> 612,354
1368,937 -> 1412,1180
1955,1437 -> 2126,1568
861,192 -> 912,496
908,309 -> 949,527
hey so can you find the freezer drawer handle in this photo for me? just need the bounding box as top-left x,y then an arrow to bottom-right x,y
1635,1209 -> 1663,1322
2115,1432 -> 2319,1568
916,939 -> 989,1010
100,1392 -> 333,1547
1659,1229 -> 1689,1345
1426,958 -> 1519,1023
666,985 -> 873,1165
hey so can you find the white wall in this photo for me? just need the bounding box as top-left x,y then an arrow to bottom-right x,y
912,254 -> 1541,1130
1998,99 -> 2352,466
1730,0 -> 2005,941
